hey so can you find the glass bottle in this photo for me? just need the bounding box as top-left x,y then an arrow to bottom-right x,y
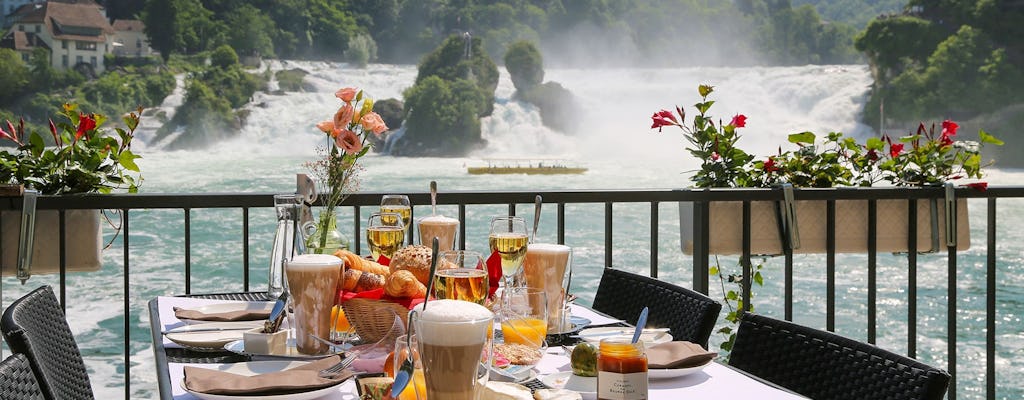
597,338 -> 648,400
268,194 -> 301,299
303,210 -> 349,255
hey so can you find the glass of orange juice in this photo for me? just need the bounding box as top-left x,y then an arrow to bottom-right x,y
330,305 -> 355,342
498,287 -> 548,369
394,334 -> 427,400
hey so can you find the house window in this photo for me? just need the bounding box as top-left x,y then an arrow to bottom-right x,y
21,53 -> 28,62
76,41 -> 97,51
136,39 -> 141,49
76,55 -> 82,64
62,40 -> 67,49
90,56 -> 96,66
62,55 -> 68,67
34,25 -> 40,33
18,25 -> 24,31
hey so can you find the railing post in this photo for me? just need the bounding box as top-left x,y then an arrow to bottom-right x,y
692,201 -> 709,295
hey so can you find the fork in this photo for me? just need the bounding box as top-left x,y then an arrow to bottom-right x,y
318,354 -> 358,379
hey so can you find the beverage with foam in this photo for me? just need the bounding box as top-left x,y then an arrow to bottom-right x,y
522,243 -> 572,332
417,215 -> 459,252
284,254 -> 342,355
412,299 -> 493,400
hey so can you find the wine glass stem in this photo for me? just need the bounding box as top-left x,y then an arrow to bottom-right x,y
502,275 -> 514,310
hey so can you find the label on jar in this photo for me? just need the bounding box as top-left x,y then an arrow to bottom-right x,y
597,371 -> 648,400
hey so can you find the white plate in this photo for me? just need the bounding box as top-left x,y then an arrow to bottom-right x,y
576,327 -> 673,346
180,360 -> 344,400
539,371 -> 596,397
224,339 -> 335,360
166,327 -> 252,351
648,359 -> 713,379
178,302 -> 275,325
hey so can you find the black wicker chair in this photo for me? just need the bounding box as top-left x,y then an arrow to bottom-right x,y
729,313 -> 950,400
591,267 -> 722,348
0,353 -> 45,400
1,286 -> 94,400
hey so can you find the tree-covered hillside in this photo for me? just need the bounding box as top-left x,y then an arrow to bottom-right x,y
793,0 -> 906,28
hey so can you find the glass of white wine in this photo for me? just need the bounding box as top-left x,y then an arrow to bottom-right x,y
367,212 -> 405,261
381,195 -> 412,245
489,216 -> 529,298
433,250 -> 489,305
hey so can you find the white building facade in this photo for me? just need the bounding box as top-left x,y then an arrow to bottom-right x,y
4,1 -> 113,73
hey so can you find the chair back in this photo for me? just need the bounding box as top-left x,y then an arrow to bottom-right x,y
591,267 -> 722,348
0,353 -> 45,400
1,285 -> 94,400
729,313 -> 950,400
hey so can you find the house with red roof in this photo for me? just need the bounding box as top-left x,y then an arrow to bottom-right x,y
1,0 -> 113,73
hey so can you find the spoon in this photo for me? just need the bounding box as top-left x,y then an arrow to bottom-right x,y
393,239 -> 439,398
430,181 -> 437,216
632,307 -> 649,344
391,312 -> 417,398
531,195 -> 542,243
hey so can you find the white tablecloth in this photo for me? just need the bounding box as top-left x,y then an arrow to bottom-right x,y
159,297 -> 806,399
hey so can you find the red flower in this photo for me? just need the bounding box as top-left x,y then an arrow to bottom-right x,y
866,149 -> 879,162
710,152 -> 720,161
964,182 -> 988,191
76,114 -> 96,140
730,114 -> 747,128
941,120 -> 959,138
763,157 -> 779,172
650,110 -> 678,131
889,143 -> 903,158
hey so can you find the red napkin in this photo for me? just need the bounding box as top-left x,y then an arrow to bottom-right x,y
376,254 -> 391,265
340,288 -> 424,310
486,251 -> 501,297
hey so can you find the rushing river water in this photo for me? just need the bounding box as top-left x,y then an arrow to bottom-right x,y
1,62 -> 1021,399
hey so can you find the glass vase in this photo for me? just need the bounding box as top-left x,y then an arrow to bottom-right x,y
303,210 -> 349,255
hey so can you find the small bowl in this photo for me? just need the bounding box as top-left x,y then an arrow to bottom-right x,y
242,327 -> 287,355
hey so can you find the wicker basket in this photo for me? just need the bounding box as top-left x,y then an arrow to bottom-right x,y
341,298 -> 411,343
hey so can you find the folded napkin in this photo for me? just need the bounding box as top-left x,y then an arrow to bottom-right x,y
173,306 -> 271,322
646,341 -> 717,369
184,355 -> 354,396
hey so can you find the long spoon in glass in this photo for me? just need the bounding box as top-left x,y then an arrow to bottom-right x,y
531,195 -> 542,243
392,237 -> 439,398
430,180 -> 437,216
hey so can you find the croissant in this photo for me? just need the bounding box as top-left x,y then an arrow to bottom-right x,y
384,270 -> 427,298
342,268 -> 386,292
335,249 -> 390,276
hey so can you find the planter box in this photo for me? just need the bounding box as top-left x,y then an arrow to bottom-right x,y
680,199 -> 970,255
1,209 -> 102,276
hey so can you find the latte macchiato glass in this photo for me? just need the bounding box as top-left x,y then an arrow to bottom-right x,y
521,243 -> 572,332
411,299 -> 493,400
285,254 -> 342,355
417,215 -> 459,252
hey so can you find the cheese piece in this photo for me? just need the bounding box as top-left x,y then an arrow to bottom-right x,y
534,388 -> 583,400
482,381 -> 533,400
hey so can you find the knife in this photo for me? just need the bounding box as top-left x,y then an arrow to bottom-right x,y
162,325 -> 258,335
264,291 -> 290,333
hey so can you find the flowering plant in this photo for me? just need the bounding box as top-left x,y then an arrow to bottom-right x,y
305,87 -> 388,251
651,85 -> 1002,189
0,104 -> 142,194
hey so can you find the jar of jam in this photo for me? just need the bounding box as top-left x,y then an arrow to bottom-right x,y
597,338 -> 648,400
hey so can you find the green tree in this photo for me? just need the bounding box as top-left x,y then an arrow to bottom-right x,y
400,76 -> 485,155
503,40 -> 544,92
224,4 -> 275,58
210,44 -> 239,68
416,34 -> 499,117
141,0 -> 176,62
0,49 -> 29,106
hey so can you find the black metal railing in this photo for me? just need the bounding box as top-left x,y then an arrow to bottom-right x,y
1,186 -> 1021,400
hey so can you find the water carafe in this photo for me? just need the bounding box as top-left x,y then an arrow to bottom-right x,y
268,194 -> 302,299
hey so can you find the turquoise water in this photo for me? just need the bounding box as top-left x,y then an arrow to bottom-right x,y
1,62 -> 1021,399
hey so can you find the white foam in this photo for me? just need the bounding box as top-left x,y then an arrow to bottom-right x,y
419,215 -> 458,224
412,300 -> 493,345
526,243 -> 570,254
286,254 -> 342,270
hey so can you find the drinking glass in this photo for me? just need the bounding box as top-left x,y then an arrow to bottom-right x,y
393,334 -> 427,400
381,195 -> 412,244
284,253 -> 343,355
493,288 -> 548,378
367,212 -> 405,260
411,300 -> 493,400
433,250 -> 489,305
521,244 -> 572,333
488,216 -> 528,297
417,214 -> 459,252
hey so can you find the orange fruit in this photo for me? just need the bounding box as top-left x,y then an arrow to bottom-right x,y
383,351 -> 397,377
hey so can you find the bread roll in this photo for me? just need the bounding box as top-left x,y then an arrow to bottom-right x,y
335,249 -> 390,276
342,268 -> 386,292
389,245 -> 433,285
384,270 -> 427,298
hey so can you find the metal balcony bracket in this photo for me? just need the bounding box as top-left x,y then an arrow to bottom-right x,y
778,183 -> 800,250
945,182 -> 957,247
17,189 -> 39,284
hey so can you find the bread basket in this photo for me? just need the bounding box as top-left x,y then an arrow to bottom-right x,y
342,297 -> 411,343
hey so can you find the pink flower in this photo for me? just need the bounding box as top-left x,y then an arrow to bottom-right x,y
0,120 -> 14,143
730,114 -> 747,128
889,143 -> 904,158
316,120 -> 335,134
334,104 -> 355,131
335,87 -> 357,102
650,110 -> 678,131
710,152 -> 720,161
360,112 -> 388,136
335,129 -> 362,155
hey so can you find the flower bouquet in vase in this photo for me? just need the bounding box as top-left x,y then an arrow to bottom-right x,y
303,87 -> 388,254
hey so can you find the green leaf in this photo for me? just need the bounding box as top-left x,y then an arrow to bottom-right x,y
865,137 -> 885,150
979,130 -> 1003,146
119,150 -> 141,172
788,132 -> 815,144
698,84 -> 714,98
709,266 -> 719,275
754,271 -> 764,286
726,290 -> 738,300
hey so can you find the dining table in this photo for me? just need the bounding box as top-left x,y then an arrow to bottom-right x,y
149,293 -> 809,400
